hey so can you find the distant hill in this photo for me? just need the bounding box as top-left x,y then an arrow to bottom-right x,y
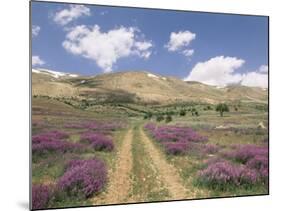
32,68 -> 268,104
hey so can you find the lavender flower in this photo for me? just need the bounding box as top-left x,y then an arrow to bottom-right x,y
32,184 -> 51,210
225,144 -> 268,164
80,132 -> 114,152
198,160 -> 259,189
57,159 -> 107,198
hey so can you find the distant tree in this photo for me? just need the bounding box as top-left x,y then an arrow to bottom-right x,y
144,112 -> 153,120
165,115 -> 172,123
190,107 -> 198,116
216,103 -> 229,117
179,109 -> 186,116
207,105 -> 212,110
156,115 -> 164,122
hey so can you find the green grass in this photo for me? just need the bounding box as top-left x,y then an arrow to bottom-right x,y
32,95 -> 268,206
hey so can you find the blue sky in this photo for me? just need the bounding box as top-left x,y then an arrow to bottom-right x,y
31,1 -> 268,87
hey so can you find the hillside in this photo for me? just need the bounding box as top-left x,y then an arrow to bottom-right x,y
32,69 -> 268,104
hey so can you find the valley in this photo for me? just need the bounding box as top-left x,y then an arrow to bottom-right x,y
31,69 -> 268,209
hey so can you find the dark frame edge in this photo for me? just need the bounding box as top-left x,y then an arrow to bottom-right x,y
29,0 -> 32,210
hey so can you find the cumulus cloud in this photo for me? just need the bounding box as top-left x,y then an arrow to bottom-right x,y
165,31 -> 196,51
240,72 -> 268,88
182,49 -> 194,57
185,56 -> 245,86
32,55 -> 45,66
259,65 -> 268,73
184,56 -> 268,88
165,30 -> 196,58
32,25 -> 40,37
53,5 -> 90,26
62,25 -> 153,72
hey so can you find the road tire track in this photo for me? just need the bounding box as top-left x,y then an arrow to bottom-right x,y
139,127 -> 189,200
93,128 -> 133,204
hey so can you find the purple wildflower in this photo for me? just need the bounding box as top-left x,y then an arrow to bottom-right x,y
163,142 -> 190,155
57,159 -> 107,198
198,160 -> 259,189
225,144 -> 268,163
32,184 -> 51,210
80,132 -> 114,152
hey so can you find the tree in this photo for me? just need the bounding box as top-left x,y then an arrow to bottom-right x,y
144,112 -> 152,119
216,103 -> 229,117
156,115 -> 164,122
179,109 -> 186,116
165,115 -> 172,123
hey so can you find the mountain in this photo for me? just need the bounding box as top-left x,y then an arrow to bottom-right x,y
32,69 -> 268,104
32,68 -> 79,79
32,68 -> 80,97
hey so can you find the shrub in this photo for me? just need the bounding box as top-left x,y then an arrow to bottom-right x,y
32,132 -> 83,155
246,155 -> 268,170
225,145 -> 268,164
146,124 -> 208,143
92,139 -> 114,151
163,142 -> 190,155
197,160 -> 259,189
165,115 -> 172,123
144,123 -> 208,156
179,110 -> 186,116
144,123 -> 156,132
246,155 -> 268,180
202,144 -> 220,154
80,132 -> 114,152
32,184 -> 51,210
32,130 -> 69,143
144,112 -> 153,119
58,159 -> 107,198
156,115 -> 164,122
206,105 -> 212,110
64,121 -> 123,132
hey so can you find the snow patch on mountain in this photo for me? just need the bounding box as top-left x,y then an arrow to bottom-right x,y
32,68 -> 79,78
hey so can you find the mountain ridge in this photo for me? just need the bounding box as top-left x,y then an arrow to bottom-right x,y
32,68 -> 268,104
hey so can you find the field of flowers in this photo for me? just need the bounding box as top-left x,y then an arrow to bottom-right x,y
145,123 -> 268,195
32,118 -> 124,209
32,97 -> 268,208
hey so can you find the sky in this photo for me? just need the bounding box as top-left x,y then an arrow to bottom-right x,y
31,1 -> 269,88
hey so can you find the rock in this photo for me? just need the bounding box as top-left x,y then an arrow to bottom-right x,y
258,121 -> 266,129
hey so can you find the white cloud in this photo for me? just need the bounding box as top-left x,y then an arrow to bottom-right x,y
165,31 -> 196,51
165,30 -> 196,58
32,55 -> 45,66
62,25 -> 153,72
259,65 -> 268,73
182,49 -> 194,57
53,5 -> 90,26
185,56 -> 245,86
32,25 -> 40,37
184,56 -> 268,88
240,71 -> 268,88
100,11 -> 108,16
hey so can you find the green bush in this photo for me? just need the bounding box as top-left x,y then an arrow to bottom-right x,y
156,115 -> 164,122
165,115 -> 172,123
179,109 -> 186,116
